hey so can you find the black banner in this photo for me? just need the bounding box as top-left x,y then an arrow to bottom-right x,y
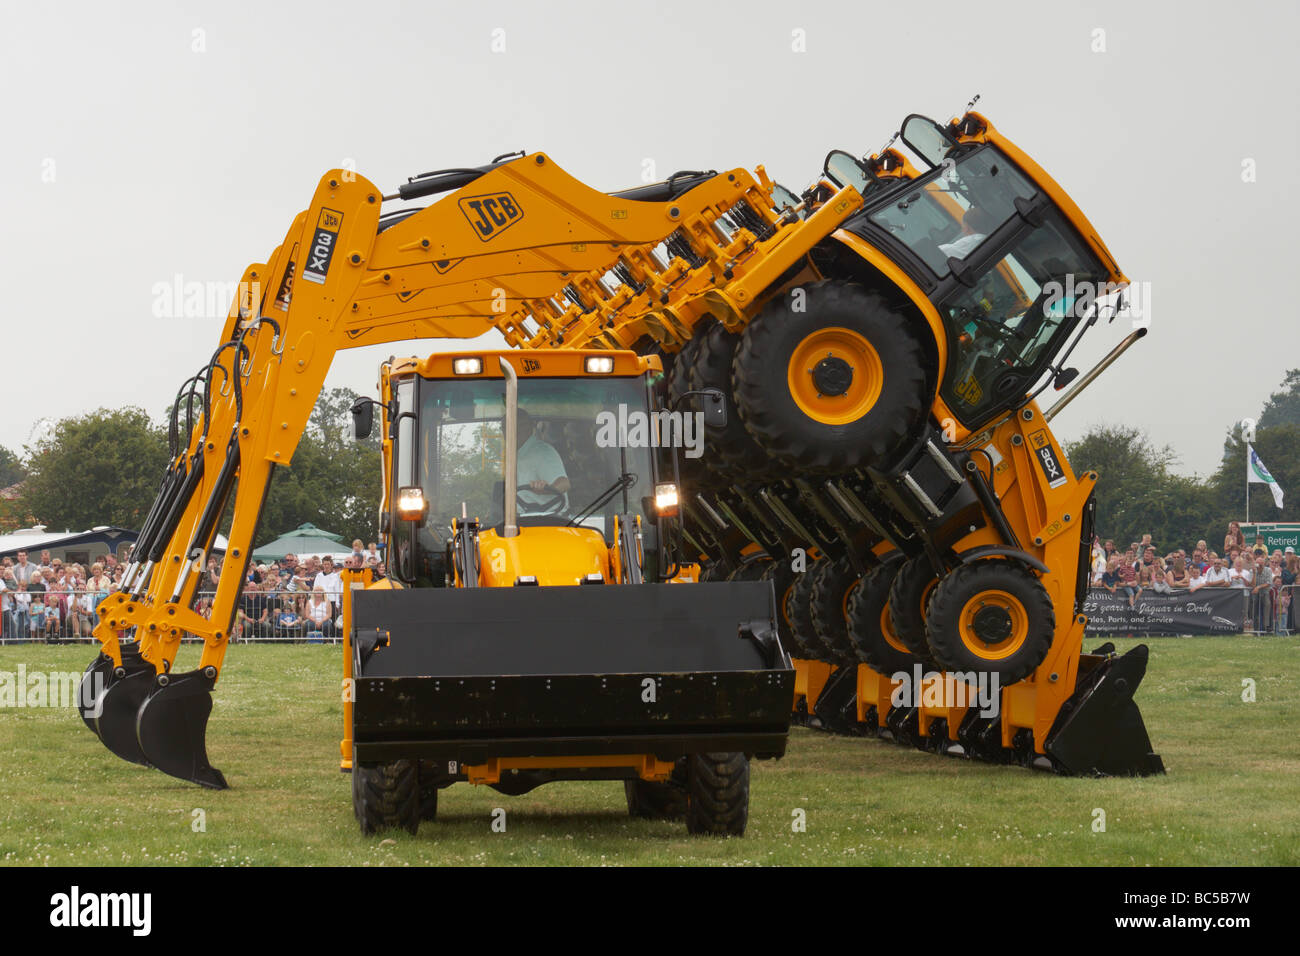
1082,588 -> 1246,636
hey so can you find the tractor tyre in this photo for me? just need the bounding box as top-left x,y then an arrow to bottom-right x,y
761,559 -> 800,659
689,319 -> 773,481
888,555 -> 942,660
668,329 -> 714,490
925,561 -> 1055,685
354,757 -> 420,836
786,560 -> 828,661
847,556 -> 927,676
685,751 -> 750,836
810,554 -> 863,666
734,280 -> 928,473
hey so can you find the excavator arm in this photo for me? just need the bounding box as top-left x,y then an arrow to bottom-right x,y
79,152 -> 863,787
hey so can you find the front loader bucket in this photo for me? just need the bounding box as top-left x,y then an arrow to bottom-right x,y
80,642 -> 155,766
135,669 -> 229,790
1044,644 -> 1165,776
350,581 -> 793,766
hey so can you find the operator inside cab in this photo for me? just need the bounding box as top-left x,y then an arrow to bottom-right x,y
515,408 -> 570,516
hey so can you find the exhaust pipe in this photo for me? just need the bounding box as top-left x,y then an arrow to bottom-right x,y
499,357 -> 519,538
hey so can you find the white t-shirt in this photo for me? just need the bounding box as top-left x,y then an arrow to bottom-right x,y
1203,566 -> 1230,586
307,600 -> 332,625
1228,568 -> 1252,588
313,571 -> 343,604
517,434 -> 568,514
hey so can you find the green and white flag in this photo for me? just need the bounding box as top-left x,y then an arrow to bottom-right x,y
1247,444 -> 1284,509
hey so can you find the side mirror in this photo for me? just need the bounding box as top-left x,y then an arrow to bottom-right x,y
350,398 -> 374,441
899,114 -> 958,169
700,388 -> 727,428
823,150 -> 870,194
1053,368 -> 1080,391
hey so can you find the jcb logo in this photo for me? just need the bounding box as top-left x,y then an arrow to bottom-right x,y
521,358 -> 540,373
459,192 -> 524,242
1029,429 -> 1068,489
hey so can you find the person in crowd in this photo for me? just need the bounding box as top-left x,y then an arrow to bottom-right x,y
43,591 -> 63,642
28,585 -> 47,641
0,569 -> 14,642
1201,557 -> 1231,588
306,587 -> 335,640
365,542 -> 380,564
1276,550 -> 1296,635
313,556 -> 343,607
1135,561 -> 1157,601
12,550 -> 33,587
1117,554 -> 1140,607
70,579 -> 96,639
1100,556 -> 1121,595
1251,536 -> 1269,560
1251,554 -> 1273,632
1090,536 -> 1107,584
1188,561 -> 1208,591
351,539 -> 364,560
1227,556 -> 1252,589
1224,521 -> 1246,555
1167,555 -> 1191,590
205,556 -> 221,590
275,598 -> 305,640
236,580 -> 269,641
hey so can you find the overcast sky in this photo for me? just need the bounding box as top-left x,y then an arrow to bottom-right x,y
1,0 -> 1295,477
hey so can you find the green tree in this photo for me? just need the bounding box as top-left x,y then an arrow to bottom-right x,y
1064,425 -> 1219,550
255,387 -> 384,547
0,445 -> 25,488
21,408 -> 170,531
1259,369 -> 1300,427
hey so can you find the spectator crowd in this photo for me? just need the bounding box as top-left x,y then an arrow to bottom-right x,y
1091,521 -> 1297,635
1,539 -> 386,644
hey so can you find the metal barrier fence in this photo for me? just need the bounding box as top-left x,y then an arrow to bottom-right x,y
1,583 -> 1295,645
0,588 -> 347,645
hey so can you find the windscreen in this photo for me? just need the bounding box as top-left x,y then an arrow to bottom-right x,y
416,375 -> 657,541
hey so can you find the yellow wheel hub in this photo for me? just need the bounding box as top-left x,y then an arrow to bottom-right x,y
880,606 -> 910,656
787,326 -> 884,425
957,590 -> 1029,661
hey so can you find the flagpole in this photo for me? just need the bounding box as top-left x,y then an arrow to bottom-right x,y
1245,443 -> 1249,525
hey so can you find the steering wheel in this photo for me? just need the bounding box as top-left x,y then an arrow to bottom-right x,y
516,483 -> 567,515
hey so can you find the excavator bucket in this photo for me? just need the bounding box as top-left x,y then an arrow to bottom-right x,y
351,581 -> 793,767
79,642 -> 155,767
135,669 -> 229,790
1044,644 -> 1165,776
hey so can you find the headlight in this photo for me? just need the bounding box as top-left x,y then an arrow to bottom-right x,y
396,486 -> 428,520
453,357 -> 483,375
654,482 -> 679,517
584,355 -> 615,374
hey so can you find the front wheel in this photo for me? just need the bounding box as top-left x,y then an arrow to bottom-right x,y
685,752 -> 750,836
353,757 -> 420,835
924,561 -> 1055,685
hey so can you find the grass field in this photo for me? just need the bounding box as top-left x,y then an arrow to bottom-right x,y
0,636 -> 1296,866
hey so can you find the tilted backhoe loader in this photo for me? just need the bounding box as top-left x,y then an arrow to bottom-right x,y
79,104 -> 1161,825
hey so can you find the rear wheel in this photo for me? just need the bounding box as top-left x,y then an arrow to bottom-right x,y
354,757 -> 420,835
810,555 -> 862,665
668,329 -> 714,490
685,752 -> 750,836
888,556 -> 941,660
733,281 -> 928,473
847,557 -> 926,676
925,561 -> 1055,685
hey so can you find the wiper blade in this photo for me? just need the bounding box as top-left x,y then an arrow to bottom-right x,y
567,474 -> 637,527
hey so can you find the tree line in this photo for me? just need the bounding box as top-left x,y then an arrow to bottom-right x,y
1,371 -> 1297,553
0,388 -> 382,549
